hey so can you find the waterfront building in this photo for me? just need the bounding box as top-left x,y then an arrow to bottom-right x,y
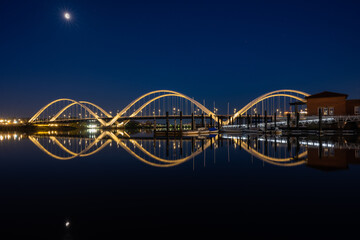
305,91 -> 360,116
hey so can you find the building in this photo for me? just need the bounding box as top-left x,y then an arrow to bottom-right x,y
305,91 -> 360,116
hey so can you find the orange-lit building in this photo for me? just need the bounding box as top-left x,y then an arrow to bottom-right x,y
305,91 -> 360,116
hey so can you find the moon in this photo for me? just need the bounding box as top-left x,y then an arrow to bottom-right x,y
64,12 -> 71,20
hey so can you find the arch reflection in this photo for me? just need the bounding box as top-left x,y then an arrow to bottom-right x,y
24,130 -> 311,168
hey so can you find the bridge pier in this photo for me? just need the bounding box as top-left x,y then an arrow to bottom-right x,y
191,113 -> 195,130
174,117 -> 177,133
264,111 -> 267,133
153,116 -> 156,133
166,111 -> 169,132
202,113 -> 205,128
287,113 -> 291,130
247,114 -> 250,129
296,112 -> 300,129
180,111 -> 183,132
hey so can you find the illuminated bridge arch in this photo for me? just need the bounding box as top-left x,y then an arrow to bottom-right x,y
106,90 -> 216,126
28,98 -> 112,125
29,90 -> 216,127
229,89 -> 310,124
29,89 -> 309,127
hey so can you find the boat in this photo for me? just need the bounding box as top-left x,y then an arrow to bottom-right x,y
198,127 -> 219,135
220,125 -> 243,133
208,127 -> 219,133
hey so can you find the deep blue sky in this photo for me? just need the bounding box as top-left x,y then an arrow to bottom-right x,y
1,0 -> 359,117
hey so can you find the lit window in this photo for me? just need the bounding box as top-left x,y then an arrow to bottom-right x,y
329,107 -> 334,115
323,107 -> 328,116
355,106 -> 360,115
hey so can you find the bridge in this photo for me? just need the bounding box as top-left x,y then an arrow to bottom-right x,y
28,89 -> 310,128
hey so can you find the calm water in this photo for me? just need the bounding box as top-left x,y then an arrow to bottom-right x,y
1,130 -> 360,238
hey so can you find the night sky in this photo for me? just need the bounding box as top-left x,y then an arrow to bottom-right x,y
1,0 -> 359,117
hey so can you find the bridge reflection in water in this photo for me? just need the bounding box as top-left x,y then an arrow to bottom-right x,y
7,130 -> 356,170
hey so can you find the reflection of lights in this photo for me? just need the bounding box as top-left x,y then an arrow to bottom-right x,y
87,128 -> 98,133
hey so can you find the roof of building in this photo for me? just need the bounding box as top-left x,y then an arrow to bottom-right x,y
305,91 -> 348,99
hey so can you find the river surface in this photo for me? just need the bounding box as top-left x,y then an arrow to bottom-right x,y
0,130 -> 360,238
